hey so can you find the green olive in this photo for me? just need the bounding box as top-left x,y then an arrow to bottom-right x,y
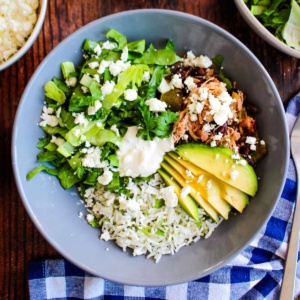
160,88 -> 183,112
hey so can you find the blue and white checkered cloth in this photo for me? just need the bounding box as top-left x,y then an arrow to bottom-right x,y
28,94 -> 300,300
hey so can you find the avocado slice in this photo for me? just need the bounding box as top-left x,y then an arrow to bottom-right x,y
163,155 -> 231,220
176,143 -> 258,197
160,161 -> 219,222
157,169 -> 199,221
168,152 -> 249,213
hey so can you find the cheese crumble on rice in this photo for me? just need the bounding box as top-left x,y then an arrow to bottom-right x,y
83,173 -> 221,263
0,0 -> 39,63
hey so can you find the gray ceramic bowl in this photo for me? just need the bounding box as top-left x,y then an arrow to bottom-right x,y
0,0 -> 48,71
234,0 -> 300,59
12,9 -> 289,286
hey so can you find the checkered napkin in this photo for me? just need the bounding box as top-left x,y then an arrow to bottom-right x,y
28,94 -> 300,300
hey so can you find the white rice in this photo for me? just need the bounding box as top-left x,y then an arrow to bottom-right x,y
83,173 -> 221,263
0,0 -> 39,62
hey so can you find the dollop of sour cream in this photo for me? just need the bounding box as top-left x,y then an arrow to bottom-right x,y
117,126 -> 174,177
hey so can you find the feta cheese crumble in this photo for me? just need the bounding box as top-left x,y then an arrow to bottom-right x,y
65,77 -> 77,87
170,74 -> 184,89
142,71 -> 150,82
88,61 -> 99,69
245,136 -> 257,151
184,76 -> 197,91
245,136 -> 257,145
183,52 -> 213,69
145,98 -> 167,112
102,41 -> 116,50
161,186 -> 178,208
121,46 -> 128,62
87,100 -> 102,115
110,124 -> 120,136
39,106 -> 59,127
97,168 -> 113,185
158,77 -> 171,94
185,169 -> 194,178
124,89 -> 138,101
73,112 -> 89,127
109,60 -> 131,77
181,185 -> 191,198
81,147 -> 108,169
101,80 -> 115,96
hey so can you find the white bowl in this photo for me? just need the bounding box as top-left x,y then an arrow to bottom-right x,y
234,0 -> 300,59
0,0 -> 48,71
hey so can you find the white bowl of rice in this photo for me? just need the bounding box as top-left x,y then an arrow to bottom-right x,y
0,0 -> 48,71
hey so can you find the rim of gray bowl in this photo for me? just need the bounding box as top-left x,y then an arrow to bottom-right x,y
0,0 -> 48,71
234,0 -> 300,59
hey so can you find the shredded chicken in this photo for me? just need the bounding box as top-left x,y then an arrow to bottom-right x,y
168,61 -> 266,165
172,73 -> 249,150
172,110 -> 190,143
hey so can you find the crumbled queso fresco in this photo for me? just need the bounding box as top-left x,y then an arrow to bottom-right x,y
0,0 -> 39,63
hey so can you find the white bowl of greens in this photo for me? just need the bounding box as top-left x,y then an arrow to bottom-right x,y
12,9 -> 289,286
235,0 -> 300,58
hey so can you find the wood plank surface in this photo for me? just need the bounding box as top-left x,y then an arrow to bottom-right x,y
0,0 -> 299,299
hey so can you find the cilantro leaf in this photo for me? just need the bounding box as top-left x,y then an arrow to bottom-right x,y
151,110 -> 179,138
137,101 -> 179,140
212,55 -> 233,90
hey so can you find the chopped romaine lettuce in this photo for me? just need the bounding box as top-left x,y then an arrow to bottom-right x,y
61,62 -> 76,79
106,29 -> 127,50
44,81 -> 66,105
133,48 -> 180,65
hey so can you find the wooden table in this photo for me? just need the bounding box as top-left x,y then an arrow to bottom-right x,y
1,1 -> 299,299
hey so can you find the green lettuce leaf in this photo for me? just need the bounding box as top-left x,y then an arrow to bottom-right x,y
102,64 -> 150,109
106,29 -> 127,49
44,81 -> 66,105
133,48 -> 180,65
